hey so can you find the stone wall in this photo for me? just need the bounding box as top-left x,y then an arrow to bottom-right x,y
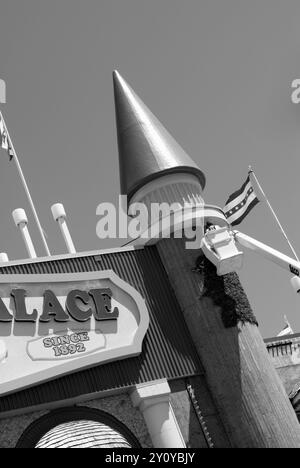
2,331 -> 300,449
0,392 -> 152,448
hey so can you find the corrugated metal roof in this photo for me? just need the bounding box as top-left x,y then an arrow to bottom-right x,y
0,245 -> 203,412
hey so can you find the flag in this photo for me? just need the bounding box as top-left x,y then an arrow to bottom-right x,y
223,173 -> 259,225
277,316 -> 294,337
0,115 -> 14,160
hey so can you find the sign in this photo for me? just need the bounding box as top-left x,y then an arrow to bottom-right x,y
0,270 -> 149,396
27,331 -> 106,361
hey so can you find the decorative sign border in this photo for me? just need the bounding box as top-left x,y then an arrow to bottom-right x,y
0,270 -> 149,396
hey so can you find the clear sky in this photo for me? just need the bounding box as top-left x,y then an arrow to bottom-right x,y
0,0 -> 300,337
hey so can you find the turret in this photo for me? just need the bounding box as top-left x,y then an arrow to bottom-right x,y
113,70 -> 205,215
113,71 -> 300,448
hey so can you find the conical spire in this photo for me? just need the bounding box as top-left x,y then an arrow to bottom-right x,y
113,70 -> 206,201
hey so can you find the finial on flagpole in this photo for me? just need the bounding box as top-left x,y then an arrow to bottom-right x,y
0,79 -> 6,104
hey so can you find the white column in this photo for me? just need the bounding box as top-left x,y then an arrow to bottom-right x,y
0,253 -> 9,263
131,379 -> 186,448
12,209 -> 37,259
51,203 -> 76,254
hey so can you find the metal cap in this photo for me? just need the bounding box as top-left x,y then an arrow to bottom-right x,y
51,203 -> 67,221
12,208 -> 28,226
0,253 -> 9,263
113,70 -> 206,202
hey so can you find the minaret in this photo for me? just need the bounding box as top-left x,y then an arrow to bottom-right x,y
113,70 -> 300,448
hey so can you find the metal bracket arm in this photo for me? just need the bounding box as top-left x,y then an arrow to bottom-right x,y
201,226 -> 300,294
200,226 -> 243,275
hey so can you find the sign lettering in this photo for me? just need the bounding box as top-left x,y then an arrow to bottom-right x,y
0,287 -> 119,323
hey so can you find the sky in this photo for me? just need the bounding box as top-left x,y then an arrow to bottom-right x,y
0,0 -> 300,337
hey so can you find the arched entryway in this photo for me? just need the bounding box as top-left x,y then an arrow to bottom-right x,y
16,406 -> 141,448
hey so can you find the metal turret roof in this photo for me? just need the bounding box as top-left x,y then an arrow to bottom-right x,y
113,70 -> 206,201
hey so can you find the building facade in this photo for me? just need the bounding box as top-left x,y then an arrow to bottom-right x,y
266,332 -> 300,423
0,71 -> 299,448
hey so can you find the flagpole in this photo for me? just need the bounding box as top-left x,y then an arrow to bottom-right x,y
284,315 -> 290,327
0,111 -> 51,256
248,165 -> 299,262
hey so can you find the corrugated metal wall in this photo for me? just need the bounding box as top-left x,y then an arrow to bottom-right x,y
0,246 -> 203,412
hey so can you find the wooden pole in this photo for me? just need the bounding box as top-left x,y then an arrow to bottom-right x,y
157,237 -> 300,447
